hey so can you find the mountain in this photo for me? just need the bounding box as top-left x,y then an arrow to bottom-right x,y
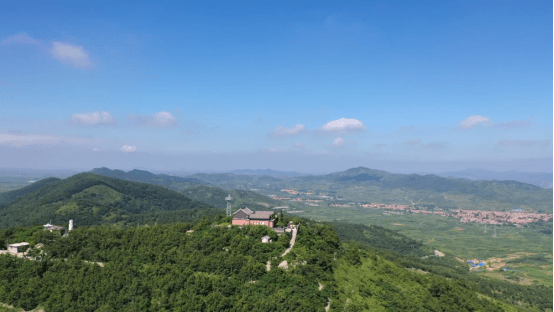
91,167 -> 209,186
291,166 -> 553,212
91,168 -> 284,211
0,172 -> 222,230
433,168 -> 553,188
0,177 -> 60,205
1,217 -> 548,311
230,169 -> 304,177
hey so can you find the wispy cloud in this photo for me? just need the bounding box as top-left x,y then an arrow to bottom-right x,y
375,143 -> 387,148
268,124 -> 306,138
332,137 -> 344,148
498,139 -> 550,147
403,139 -> 421,145
1,32 -> 42,46
294,142 -> 305,148
459,115 -> 491,129
121,145 -> 137,152
2,33 -> 93,69
50,42 -> 92,68
70,111 -> 114,125
129,111 -> 178,128
320,118 -> 365,134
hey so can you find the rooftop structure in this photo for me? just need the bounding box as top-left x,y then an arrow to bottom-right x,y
232,208 -> 275,227
7,242 -> 29,254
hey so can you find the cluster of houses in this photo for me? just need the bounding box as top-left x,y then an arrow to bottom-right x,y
454,210 -> 553,225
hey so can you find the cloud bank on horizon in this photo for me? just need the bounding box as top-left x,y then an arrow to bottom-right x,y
0,1 -> 551,173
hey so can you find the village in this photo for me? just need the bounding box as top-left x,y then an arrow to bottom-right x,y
270,188 -> 553,226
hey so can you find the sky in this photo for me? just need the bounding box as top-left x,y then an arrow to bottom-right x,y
0,0 -> 552,174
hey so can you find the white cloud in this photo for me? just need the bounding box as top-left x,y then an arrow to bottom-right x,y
332,137 -> 344,148
460,116 -> 491,129
121,145 -> 137,152
70,111 -> 114,125
129,111 -> 178,128
1,33 -> 42,46
2,33 -> 93,69
320,118 -> 365,133
294,142 -> 305,148
269,124 -> 306,138
50,42 -> 92,68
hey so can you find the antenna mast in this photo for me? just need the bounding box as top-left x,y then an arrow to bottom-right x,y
225,194 -> 233,216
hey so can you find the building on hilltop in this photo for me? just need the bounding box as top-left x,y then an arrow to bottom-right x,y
232,208 -> 275,227
8,242 -> 29,254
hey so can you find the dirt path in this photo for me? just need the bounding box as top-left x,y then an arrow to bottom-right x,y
281,227 -> 298,257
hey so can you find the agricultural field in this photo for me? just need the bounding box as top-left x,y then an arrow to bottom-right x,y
295,204 -> 553,286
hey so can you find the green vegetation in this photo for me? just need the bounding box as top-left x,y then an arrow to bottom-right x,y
91,168 -> 285,211
195,167 -> 553,212
0,177 -> 60,204
0,173 -> 222,230
2,217 -> 549,311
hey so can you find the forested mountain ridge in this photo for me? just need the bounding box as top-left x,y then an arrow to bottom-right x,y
0,217 -> 543,312
0,173 -> 222,230
91,167 -> 209,186
287,167 -> 553,212
91,168 -> 284,210
0,177 -> 60,205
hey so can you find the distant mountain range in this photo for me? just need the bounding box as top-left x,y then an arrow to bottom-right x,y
229,169 -> 304,177
91,167 -> 209,186
431,168 -> 553,188
91,168 -> 283,211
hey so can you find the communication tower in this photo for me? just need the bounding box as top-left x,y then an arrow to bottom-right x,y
225,194 -> 233,216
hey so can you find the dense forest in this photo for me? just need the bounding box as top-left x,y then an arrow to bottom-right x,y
91,168 -> 284,210
0,173 -> 222,230
1,216 -> 550,311
330,221 -> 553,311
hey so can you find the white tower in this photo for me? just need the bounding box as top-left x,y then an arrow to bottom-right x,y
68,220 -> 74,232
225,194 -> 233,216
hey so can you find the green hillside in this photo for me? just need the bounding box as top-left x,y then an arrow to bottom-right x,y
1,217 -> 546,312
0,177 -> 60,205
91,167 -> 209,187
91,168 -> 284,211
0,173 -> 222,230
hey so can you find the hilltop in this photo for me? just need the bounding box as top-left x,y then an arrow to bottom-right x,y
0,173 -> 221,230
1,217 -> 549,311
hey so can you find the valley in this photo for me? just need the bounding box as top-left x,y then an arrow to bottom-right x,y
0,166 -> 552,311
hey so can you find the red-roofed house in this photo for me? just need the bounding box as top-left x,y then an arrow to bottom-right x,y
232,208 -> 275,227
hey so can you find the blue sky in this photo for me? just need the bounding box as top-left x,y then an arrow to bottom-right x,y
0,0 -> 552,174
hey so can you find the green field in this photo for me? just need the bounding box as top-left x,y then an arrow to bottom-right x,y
294,204 -> 553,286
